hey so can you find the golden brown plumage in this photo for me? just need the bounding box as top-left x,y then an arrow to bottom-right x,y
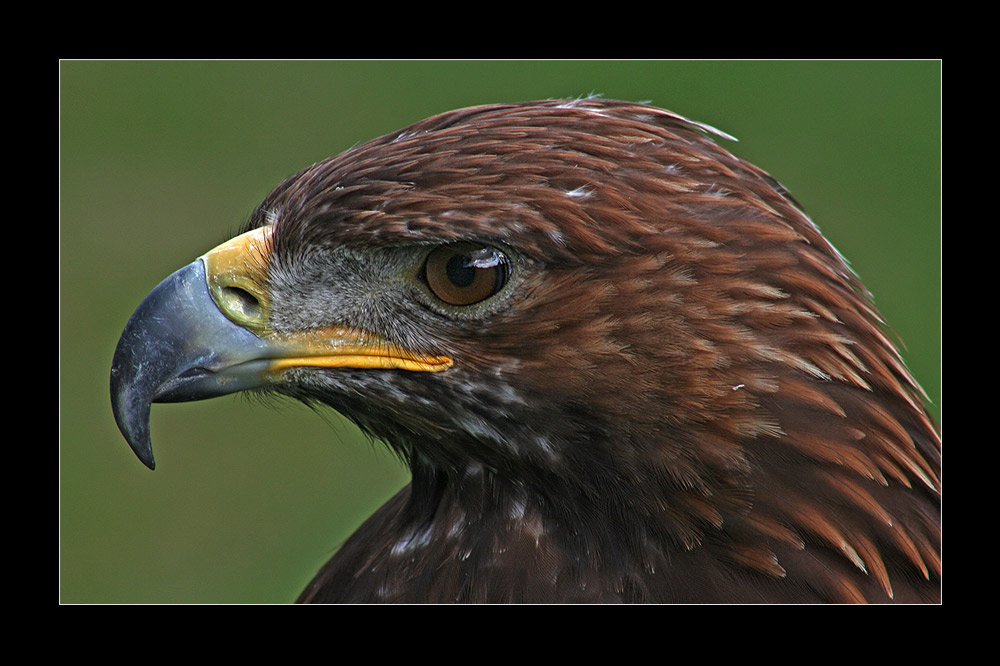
111,99 -> 940,603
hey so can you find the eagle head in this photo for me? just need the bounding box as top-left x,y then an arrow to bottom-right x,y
111,99 -> 940,603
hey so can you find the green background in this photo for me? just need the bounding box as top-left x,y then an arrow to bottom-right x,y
60,60 -> 941,603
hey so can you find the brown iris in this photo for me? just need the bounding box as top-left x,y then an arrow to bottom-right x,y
424,243 -> 510,306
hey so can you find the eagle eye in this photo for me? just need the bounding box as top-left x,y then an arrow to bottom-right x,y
423,243 -> 510,306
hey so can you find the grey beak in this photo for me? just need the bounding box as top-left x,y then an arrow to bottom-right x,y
110,259 -> 272,469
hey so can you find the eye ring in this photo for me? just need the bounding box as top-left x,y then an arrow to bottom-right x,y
423,243 -> 511,306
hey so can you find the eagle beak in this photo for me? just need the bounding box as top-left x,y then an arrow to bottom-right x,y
110,226 -> 452,469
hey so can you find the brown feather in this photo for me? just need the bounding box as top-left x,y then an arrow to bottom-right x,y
194,99 -> 940,602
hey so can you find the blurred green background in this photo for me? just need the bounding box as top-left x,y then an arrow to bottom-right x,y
60,60 -> 941,603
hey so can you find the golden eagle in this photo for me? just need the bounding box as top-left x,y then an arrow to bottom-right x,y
111,99 -> 940,603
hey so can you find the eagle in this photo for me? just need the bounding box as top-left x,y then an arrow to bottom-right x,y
111,99 -> 941,603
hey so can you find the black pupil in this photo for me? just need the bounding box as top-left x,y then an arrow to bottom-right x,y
446,255 -> 477,287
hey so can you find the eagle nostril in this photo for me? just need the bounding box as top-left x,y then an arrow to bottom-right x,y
220,285 -> 262,322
